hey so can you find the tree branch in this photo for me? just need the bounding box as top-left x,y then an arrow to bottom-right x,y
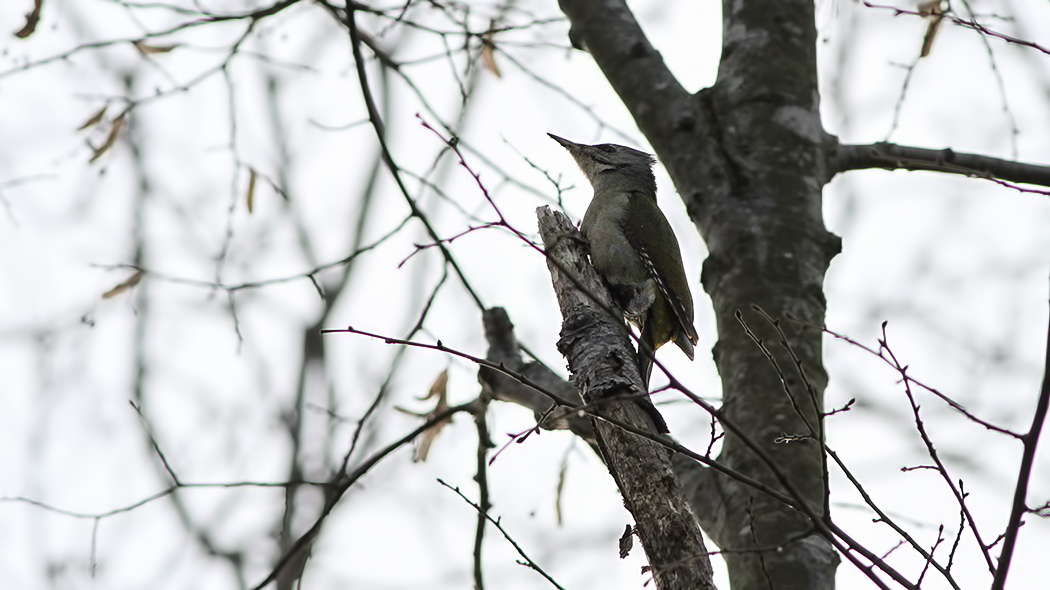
833,142 -> 1050,193
478,308 -> 596,440
992,286 -> 1050,590
554,0 -> 691,141
860,2 -> 1050,57
479,306 -> 741,531
472,397 -> 492,590
439,480 -> 567,590
344,3 -> 488,309
537,206 -> 715,589
250,401 -> 476,590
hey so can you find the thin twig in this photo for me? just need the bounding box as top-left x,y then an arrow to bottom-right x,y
743,311 -> 961,589
813,319 -> 1021,438
250,402 -> 476,590
991,291 -> 1050,589
438,479 -> 567,590
129,401 -> 181,486
878,323 -> 996,574
860,2 -> 1050,56
473,398 -> 493,590
345,3 -> 486,309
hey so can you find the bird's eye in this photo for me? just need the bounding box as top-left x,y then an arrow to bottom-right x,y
598,144 -> 617,153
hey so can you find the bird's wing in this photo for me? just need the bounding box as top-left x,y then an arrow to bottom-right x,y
623,192 -> 699,345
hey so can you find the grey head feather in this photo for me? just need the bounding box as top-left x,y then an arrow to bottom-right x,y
547,134 -> 657,196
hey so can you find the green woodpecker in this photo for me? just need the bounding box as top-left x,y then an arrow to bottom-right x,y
549,134 -> 698,389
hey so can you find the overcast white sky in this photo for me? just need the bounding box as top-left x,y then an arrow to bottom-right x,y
1,0 -> 1050,588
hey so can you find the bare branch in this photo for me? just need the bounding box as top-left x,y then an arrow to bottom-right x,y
250,402 -> 477,590
744,311 -> 962,589
877,324 -> 996,574
554,0 -> 690,141
438,480 -> 567,590
478,308 -> 596,440
832,142 -> 1050,193
816,320 -> 1021,438
472,398 -> 493,590
344,3 -> 487,309
992,288 -> 1050,589
861,2 -> 1050,56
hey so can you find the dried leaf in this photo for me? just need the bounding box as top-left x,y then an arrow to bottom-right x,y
481,43 -> 500,78
246,168 -> 257,214
555,455 -> 568,525
918,0 -> 946,58
102,271 -> 143,299
14,0 -> 43,39
481,21 -> 501,78
414,369 -> 451,462
421,369 -> 448,401
77,106 -> 108,131
920,16 -> 945,58
133,40 -> 179,55
917,0 -> 943,16
89,113 -> 125,163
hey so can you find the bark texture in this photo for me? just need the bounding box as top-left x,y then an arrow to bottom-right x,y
478,307 -> 596,441
538,207 -> 716,589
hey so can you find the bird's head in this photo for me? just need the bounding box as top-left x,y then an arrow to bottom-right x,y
548,134 -> 656,191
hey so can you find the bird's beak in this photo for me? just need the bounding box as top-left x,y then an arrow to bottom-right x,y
547,133 -> 582,152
